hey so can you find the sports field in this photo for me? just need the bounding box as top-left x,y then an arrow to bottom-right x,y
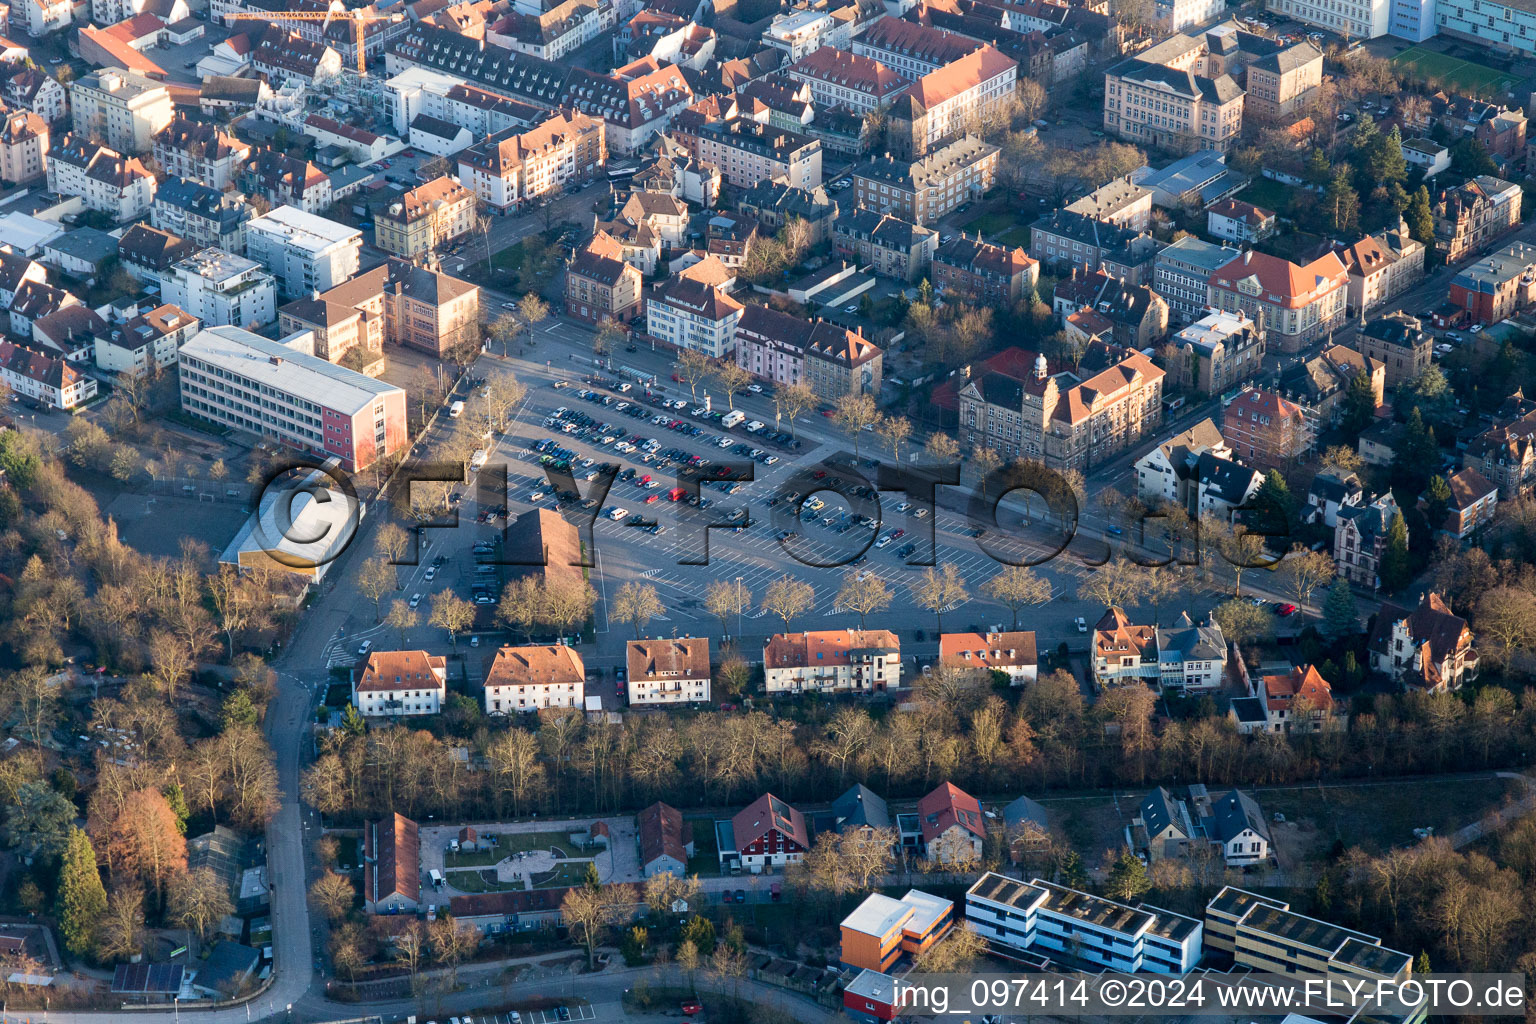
1391,45 -> 1521,95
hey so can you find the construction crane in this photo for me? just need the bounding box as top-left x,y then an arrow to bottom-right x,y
229,1 -> 405,75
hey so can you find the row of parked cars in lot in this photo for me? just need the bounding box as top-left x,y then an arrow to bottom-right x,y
570,374 -> 806,451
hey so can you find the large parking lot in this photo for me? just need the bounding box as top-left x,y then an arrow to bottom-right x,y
328,324 -> 1255,681
483,365 -> 1115,660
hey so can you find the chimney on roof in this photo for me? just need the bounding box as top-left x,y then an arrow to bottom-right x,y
1243,250 -> 1252,264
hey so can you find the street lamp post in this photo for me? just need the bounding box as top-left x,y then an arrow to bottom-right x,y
736,576 -> 743,639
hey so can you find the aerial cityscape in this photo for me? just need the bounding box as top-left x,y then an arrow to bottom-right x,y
2,0 -> 1536,1020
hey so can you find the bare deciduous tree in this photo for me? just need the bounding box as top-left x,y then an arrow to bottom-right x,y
982,565 -> 1052,630
704,579 -> 751,637
612,582 -> 665,639
762,574 -> 815,630
910,563 -> 968,633
835,569 -> 893,629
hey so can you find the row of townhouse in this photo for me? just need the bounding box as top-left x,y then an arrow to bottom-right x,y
352,628 -> 1043,719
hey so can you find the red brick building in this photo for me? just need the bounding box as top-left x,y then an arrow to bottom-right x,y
1220,385 -> 1310,470
932,233 -> 1040,304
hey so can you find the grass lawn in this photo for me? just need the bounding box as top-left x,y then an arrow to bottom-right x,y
444,831 -> 572,868
685,817 -> 723,877
1392,45 -> 1520,95
499,830 -> 574,856
1261,775 -> 1523,862
960,210 -> 1028,239
528,861 -> 592,889
335,835 -> 359,870
993,226 -> 1031,248
1238,177 -> 1297,215
446,869 -> 524,893
444,844 -> 502,868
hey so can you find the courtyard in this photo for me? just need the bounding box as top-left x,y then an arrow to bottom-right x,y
418,816 -> 642,895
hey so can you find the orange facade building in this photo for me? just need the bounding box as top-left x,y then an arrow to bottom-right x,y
839,889 -> 954,972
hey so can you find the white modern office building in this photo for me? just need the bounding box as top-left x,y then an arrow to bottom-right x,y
178,325 -> 408,472
160,248 -> 277,330
965,872 -> 1204,974
245,206 -> 362,299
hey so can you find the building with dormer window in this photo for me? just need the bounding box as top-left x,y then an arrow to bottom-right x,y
482,644 -> 584,714
763,629 -> 900,694
938,631 -> 1036,685
1369,592 -> 1478,692
1207,249 -> 1347,354
717,791 -> 808,871
626,636 -> 710,706
352,650 -> 447,716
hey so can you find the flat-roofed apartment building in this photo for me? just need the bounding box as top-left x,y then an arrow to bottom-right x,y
178,325 -> 407,471
966,872 -> 1204,973
483,643 -> 584,714
839,889 -> 954,972
627,637 -> 711,705
245,205 -> 362,300
161,248 -> 276,331
352,650 -> 447,717
763,629 -> 900,694
1205,886 -> 1412,981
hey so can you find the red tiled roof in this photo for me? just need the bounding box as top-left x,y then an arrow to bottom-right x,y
356,650 -> 447,692
1261,664 -> 1333,712
1208,197 -> 1274,226
364,813 -> 419,904
731,792 -> 809,850
938,631 -> 1037,670
917,781 -> 983,842
1210,250 -> 1348,309
763,629 -> 899,669
904,44 -> 1015,108
637,800 -> 689,869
